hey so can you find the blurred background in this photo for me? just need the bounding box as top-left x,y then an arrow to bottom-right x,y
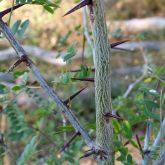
0,0 -> 165,164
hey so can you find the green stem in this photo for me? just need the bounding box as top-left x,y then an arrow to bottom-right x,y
8,0 -> 15,26
91,0 -> 114,164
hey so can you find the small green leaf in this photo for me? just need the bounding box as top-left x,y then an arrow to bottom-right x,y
17,19 -> 30,37
17,136 -> 37,165
11,20 -> 21,35
143,99 -> 159,109
112,120 -> 122,134
117,154 -> 125,162
63,44 -> 77,62
127,154 -> 133,163
12,85 -> 22,91
44,5 -> 54,14
0,84 -> 7,94
60,74 -> 70,84
122,121 -> 132,139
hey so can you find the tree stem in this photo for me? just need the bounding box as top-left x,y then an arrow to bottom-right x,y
91,0 -> 114,164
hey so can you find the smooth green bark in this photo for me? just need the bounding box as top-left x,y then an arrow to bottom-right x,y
91,0 -> 114,164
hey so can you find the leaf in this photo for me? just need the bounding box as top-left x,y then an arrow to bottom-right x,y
59,31 -> 72,46
112,120 -> 122,134
139,86 -> 159,97
12,85 -> 22,91
143,99 -> 159,109
122,121 -> 132,139
117,154 -> 125,162
60,74 -> 70,84
17,136 -> 37,165
17,19 -> 30,37
44,5 -> 54,14
127,154 -> 133,163
63,44 -> 77,62
86,123 -> 96,130
129,139 -> 139,149
0,84 -> 7,94
11,20 -> 21,35
57,125 -> 74,132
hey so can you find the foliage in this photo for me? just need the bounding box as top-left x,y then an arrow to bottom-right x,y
0,0 -> 164,164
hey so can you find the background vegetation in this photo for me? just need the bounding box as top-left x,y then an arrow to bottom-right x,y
0,0 -> 165,164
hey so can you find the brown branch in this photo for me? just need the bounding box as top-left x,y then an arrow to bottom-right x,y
0,19 -> 95,149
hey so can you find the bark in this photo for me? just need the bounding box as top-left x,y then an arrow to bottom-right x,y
91,0 -> 114,164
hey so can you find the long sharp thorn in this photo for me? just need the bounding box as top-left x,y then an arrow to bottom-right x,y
104,113 -> 124,121
113,47 -> 134,52
110,40 -> 129,48
60,131 -> 80,153
66,68 -> 95,73
79,150 -> 94,159
8,55 -> 27,72
64,87 -> 86,105
0,4 -> 25,18
63,0 -> 92,17
136,134 -> 144,157
66,69 -> 81,73
71,77 -> 94,82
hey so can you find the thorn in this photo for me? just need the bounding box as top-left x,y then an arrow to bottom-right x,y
8,55 -> 29,72
112,47 -> 134,52
144,150 -> 151,155
79,150 -> 95,159
110,40 -> 129,48
0,133 -> 4,144
71,77 -> 94,82
66,68 -> 95,73
80,149 -> 108,160
64,87 -> 86,105
136,134 -> 144,158
63,0 -> 92,17
124,140 -> 129,146
60,131 -> 80,153
0,4 -> 25,18
66,69 -> 81,73
104,112 -> 124,121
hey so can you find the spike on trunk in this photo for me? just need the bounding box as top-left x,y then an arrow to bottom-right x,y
64,87 -> 86,105
110,40 -> 129,48
0,4 -> 25,18
63,0 -> 92,16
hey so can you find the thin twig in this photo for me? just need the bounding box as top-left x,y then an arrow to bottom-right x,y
136,134 -> 144,158
123,47 -> 148,98
152,118 -> 165,148
83,7 -> 95,66
7,0 -> 15,26
82,34 -> 86,64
